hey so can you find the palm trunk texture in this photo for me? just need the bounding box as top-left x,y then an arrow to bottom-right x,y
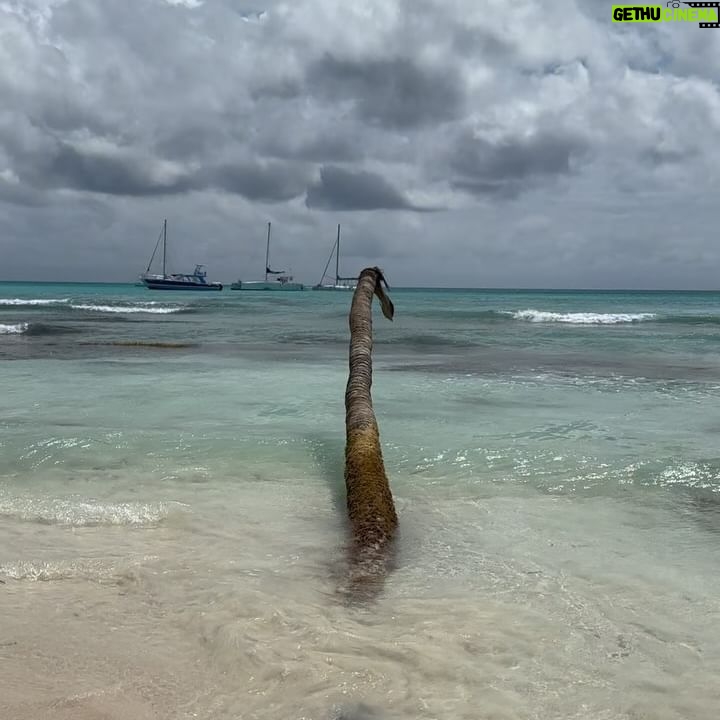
343,267 -> 397,595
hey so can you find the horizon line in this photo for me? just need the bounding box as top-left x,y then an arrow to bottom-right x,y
1,279 -> 719,293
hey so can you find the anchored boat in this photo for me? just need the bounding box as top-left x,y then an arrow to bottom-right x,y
312,224 -> 357,291
140,219 -> 223,291
231,222 -> 304,291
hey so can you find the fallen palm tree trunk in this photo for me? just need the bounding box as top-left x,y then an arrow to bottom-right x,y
343,267 -> 397,595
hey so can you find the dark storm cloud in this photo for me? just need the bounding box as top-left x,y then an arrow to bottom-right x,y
42,143 -> 195,196
449,130 -> 588,197
27,97 -> 115,138
305,165 -> 419,211
451,26 -> 516,61
305,53 -> 465,129
258,130 -> 364,164
153,126 -> 228,162
640,146 -> 695,167
249,78 -> 303,101
16,138 -> 308,203
206,161 -> 310,202
290,136 -> 363,164
0,177 -> 49,208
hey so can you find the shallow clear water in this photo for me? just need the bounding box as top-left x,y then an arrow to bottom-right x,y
1,282 -> 719,719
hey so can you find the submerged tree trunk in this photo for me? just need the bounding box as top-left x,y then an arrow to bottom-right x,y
343,267 -> 397,596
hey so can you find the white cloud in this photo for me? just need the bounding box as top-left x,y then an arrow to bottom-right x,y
0,0 -> 718,287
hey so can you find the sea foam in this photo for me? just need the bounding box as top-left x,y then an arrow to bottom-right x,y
510,309 -> 657,324
0,494 -> 183,527
0,322 -> 29,334
69,303 -> 183,314
0,298 -> 68,306
0,298 -> 183,314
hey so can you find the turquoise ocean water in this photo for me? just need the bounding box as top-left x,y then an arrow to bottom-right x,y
1,282 -> 719,719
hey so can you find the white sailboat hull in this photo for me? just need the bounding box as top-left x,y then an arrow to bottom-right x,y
314,224 -> 357,292
312,284 -> 355,291
234,222 -> 304,291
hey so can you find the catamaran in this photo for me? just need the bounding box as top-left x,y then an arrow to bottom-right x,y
312,224 -> 357,291
230,222 -> 304,291
140,219 -> 223,291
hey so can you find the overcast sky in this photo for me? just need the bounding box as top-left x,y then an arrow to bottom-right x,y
1,0 -> 719,288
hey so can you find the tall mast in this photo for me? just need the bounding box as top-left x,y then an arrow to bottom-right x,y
162,218 -> 167,277
264,222 -> 271,283
335,224 -> 340,284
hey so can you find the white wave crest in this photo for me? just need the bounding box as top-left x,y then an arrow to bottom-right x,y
510,309 -> 657,324
0,495 -> 184,527
0,298 -> 68,306
0,557 -> 157,583
0,322 -> 29,334
0,297 -> 183,313
1,559 -> 110,582
69,303 -> 183,314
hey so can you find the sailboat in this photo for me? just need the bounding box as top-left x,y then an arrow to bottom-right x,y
312,224 -> 357,291
140,219 -> 223,291
230,222 -> 304,291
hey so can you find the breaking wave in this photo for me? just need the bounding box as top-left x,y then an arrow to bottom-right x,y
0,298 -> 185,314
1,322 -> 92,337
0,298 -> 69,306
0,494 -> 185,527
1,559 -> 115,582
0,558 -> 158,583
0,322 -> 29,334
509,310 -> 657,324
69,303 -> 183,314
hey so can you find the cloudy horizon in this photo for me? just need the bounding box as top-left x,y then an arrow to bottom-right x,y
1,0 -> 719,289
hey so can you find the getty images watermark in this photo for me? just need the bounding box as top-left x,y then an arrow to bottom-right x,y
612,2 -> 720,27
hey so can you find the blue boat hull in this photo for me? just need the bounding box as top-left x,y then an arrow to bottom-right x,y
143,279 -> 223,291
